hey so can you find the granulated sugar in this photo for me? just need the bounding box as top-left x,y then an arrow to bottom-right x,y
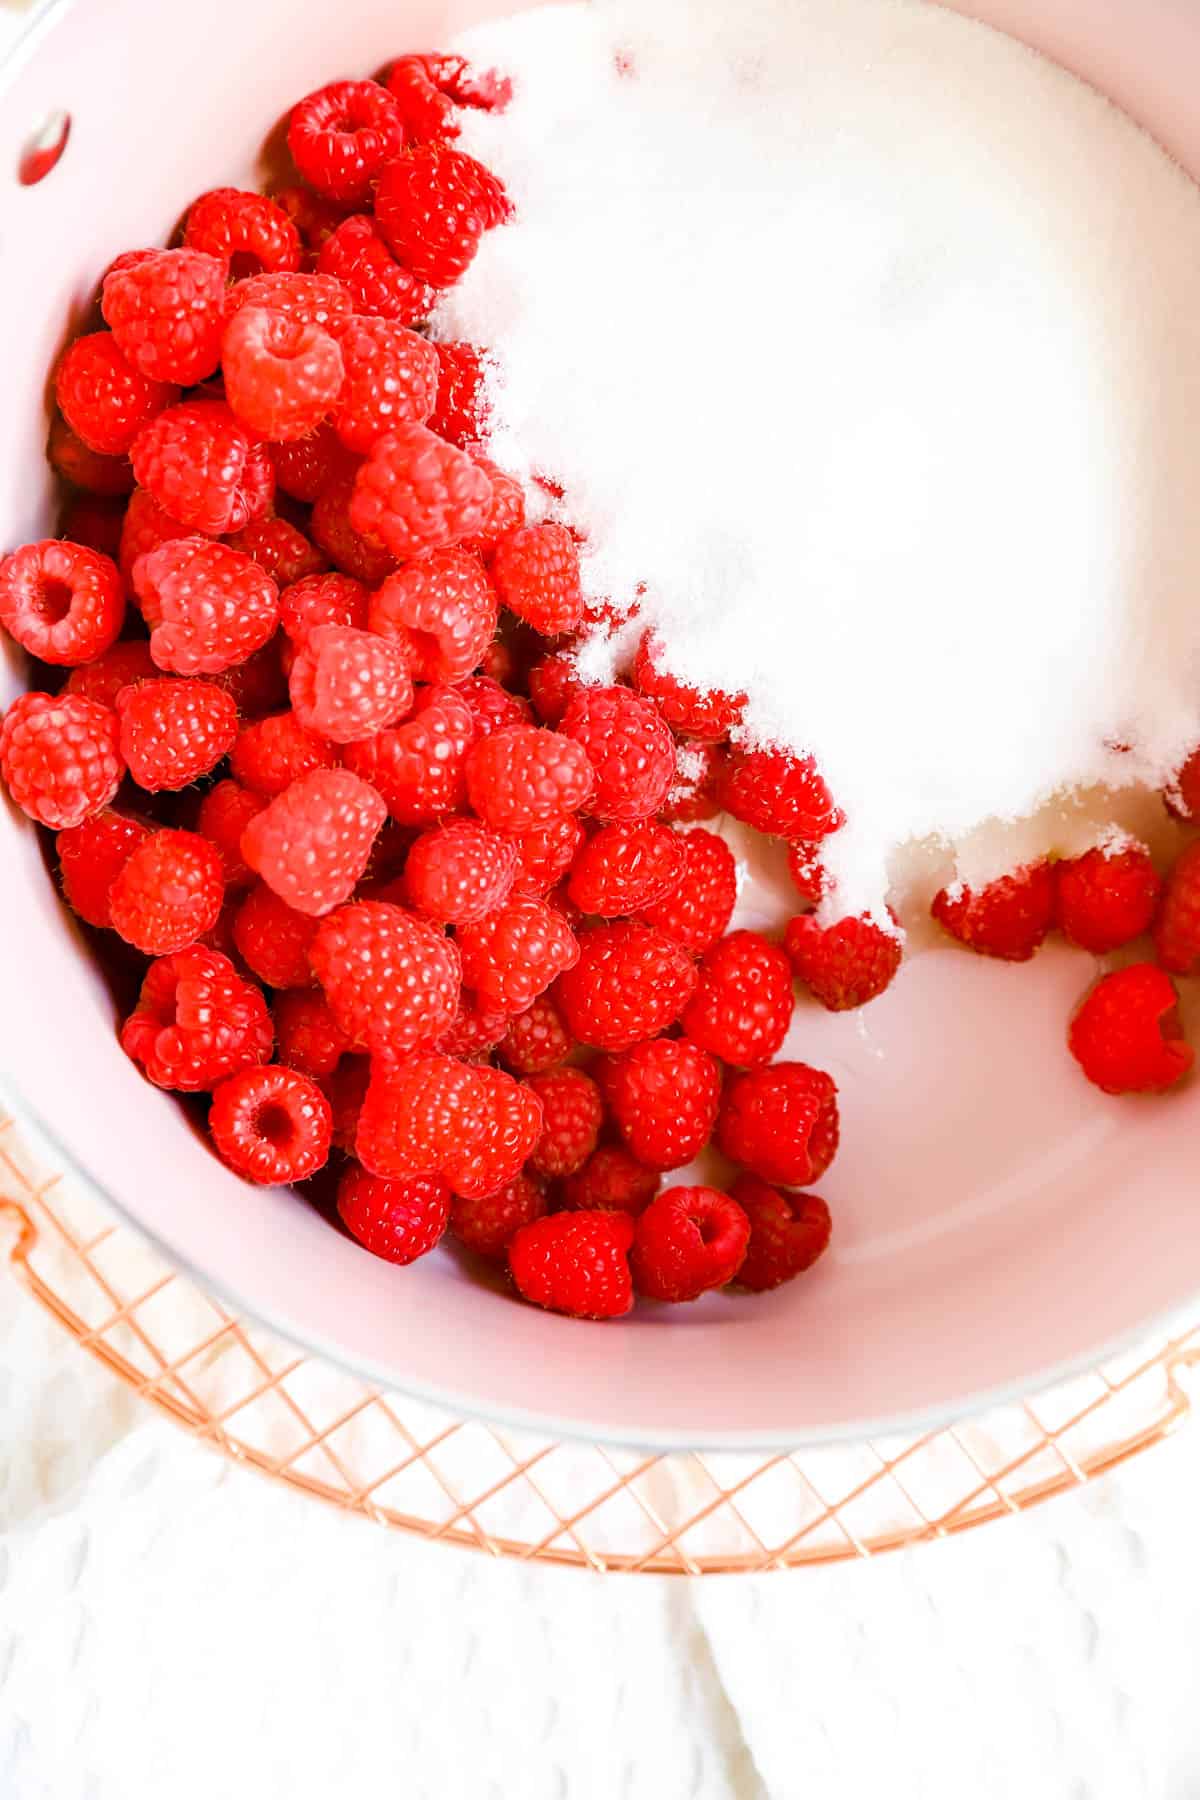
440,0 -> 1200,913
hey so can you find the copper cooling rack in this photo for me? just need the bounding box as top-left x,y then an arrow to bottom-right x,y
2,1109 -> 1197,1574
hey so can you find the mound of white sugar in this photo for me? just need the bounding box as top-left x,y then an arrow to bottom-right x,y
440,0 -> 1200,913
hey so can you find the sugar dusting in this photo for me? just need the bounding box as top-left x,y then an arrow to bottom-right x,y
439,0 -> 1200,914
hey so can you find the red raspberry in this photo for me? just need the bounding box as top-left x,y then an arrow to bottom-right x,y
279,571 -> 369,648
719,747 -> 842,840
430,990 -> 512,1059
786,840 -> 827,906
555,921 -> 696,1051
131,402 -> 275,537
635,827 -> 736,954
507,1210 -> 635,1320
562,1146 -> 658,1216
310,899 -> 460,1052
287,623 -> 413,744
334,317 -> 439,453
457,894 -> 579,1011
309,465 -> 398,585
349,424 -> 492,560
339,1163 -> 451,1265
489,523 -> 582,637
242,768 -> 386,915
232,882 -> 319,987
230,709 -> 340,796
450,1172 -> 546,1261
427,341 -> 488,446
629,1185 -> 748,1303
370,548 -> 497,683
497,991 -> 576,1075
209,1064 -> 331,1185
57,493 -> 125,560
225,271 -> 354,339
932,862 -> 1055,961
101,248 -> 228,386
133,537 -> 279,676
1056,841 -> 1162,954
784,911 -> 904,1012
374,144 -> 510,288
716,1062 -> 840,1188
273,988 -> 351,1078
209,639 -> 291,722
269,423 -> 349,504
0,691 -> 123,829
184,188 -> 301,276
118,487 -> 188,583
524,1067 -> 605,1177
527,653 -> 582,728
64,639 -> 158,710
226,517 -> 328,591
47,418 -> 134,497
443,1065 -> 543,1199
559,686 -> 675,823
661,741 -> 726,824
1153,840 -> 1200,975
403,817 -> 518,923
598,1037 -> 720,1171
510,813 -> 585,898
632,633 -> 745,743
355,1051 -> 483,1177
567,818 -> 685,917
680,930 -> 793,1067
121,946 -> 272,1091
116,678 -> 237,791
108,828 -> 224,954
0,540 -> 124,666
196,779 -> 268,889
55,332 -> 178,457
1069,963 -> 1192,1095
57,809 -> 151,928
385,53 -> 511,145
453,674 -> 530,739
731,1174 -> 832,1292
222,306 -> 345,441
465,724 -> 593,833
316,215 -> 433,324
459,453 -> 525,555
271,185 -> 351,252
288,80 -> 405,206
342,683 -> 473,823
323,1053 -> 371,1150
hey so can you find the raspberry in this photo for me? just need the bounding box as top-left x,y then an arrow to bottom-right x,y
430,990 -> 512,1058
719,747 -> 842,840
680,930 -> 793,1067
209,1065 -> 331,1185
784,911 -> 904,1011
310,465 -> 398,584
316,215 -> 433,324
661,741 -> 725,824
118,487 -> 188,584
786,840 -> 827,906
242,768 -> 386,915
287,623 -> 413,744
273,988 -> 351,1078
465,724 -> 593,833
370,548 -> 497,683
932,862 -> 1055,961
116,677 -> 238,791
0,540 -> 124,666
489,523 -> 583,637
64,639 -> 158,710
510,813 -> 585,898
269,423 -> 349,504
632,634 -> 745,743
55,332 -> 178,457
108,828 -> 224,954
57,809 -> 151,928
101,248 -> 228,386
121,946 -> 272,1090
460,454 -> 526,556
226,517 -> 328,590
323,1054 -> 371,1150
457,894 -> 579,1012
559,686 -> 675,823
716,1062 -> 840,1188
334,317 -> 439,453
232,882 -> 319,987
230,709 -> 340,796
288,80 -> 405,205
184,188 -> 301,276
507,1210 -> 635,1320
47,418 -> 135,497
57,494 -> 125,561
355,1051 -> 483,1178
210,635 -> 289,723
634,827 -> 736,955
453,674 -> 530,739
450,1173 -> 546,1261
271,185 -> 351,252
1056,842 -> 1162,954
196,779 -> 268,889
225,271 -> 354,339
555,921 -> 696,1051
562,1146 -> 658,1216
133,537 -> 279,676
497,991 -> 575,1075
567,818 -> 685,917
337,1163 -> 450,1264
1069,963 -> 1192,1095
279,572 -> 369,648
527,653 -> 583,728
731,1174 -> 832,1292
374,144 -> 510,288
343,682 -> 473,823
131,402 -> 275,538
403,817 -> 518,923
385,53 -> 512,145
524,1067 -> 605,1177
629,1185 -> 748,1304
222,306 -> 345,441
0,691 -> 123,829
427,342 -> 488,446
1153,840 -> 1200,975
444,1065 -> 544,1199
310,899 -> 460,1052
349,424 -> 492,560
598,1037 -> 721,1171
